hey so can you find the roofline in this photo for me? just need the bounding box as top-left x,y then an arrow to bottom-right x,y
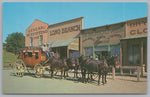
81,17 -> 147,31
35,19 -> 49,25
48,17 -> 84,28
81,21 -> 125,31
25,19 -> 50,32
126,17 -> 147,22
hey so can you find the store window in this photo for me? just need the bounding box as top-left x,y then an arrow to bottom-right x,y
84,47 -> 93,58
110,45 -> 120,59
129,45 -> 140,66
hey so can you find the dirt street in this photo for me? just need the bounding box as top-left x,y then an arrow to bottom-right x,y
2,69 -> 147,94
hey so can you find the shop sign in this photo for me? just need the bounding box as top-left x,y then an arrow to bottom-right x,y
28,26 -> 46,33
50,24 -> 81,36
127,18 -> 147,36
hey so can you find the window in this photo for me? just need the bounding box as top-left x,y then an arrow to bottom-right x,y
28,52 -> 32,57
39,35 -> 43,45
30,37 -> 33,46
110,45 -> 120,59
84,47 -> 93,57
35,52 -> 39,59
23,52 -> 27,58
129,45 -> 140,66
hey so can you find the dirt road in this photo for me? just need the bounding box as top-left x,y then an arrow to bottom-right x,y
2,69 -> 147,94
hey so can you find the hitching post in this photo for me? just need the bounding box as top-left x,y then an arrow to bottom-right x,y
137,66 -> 141,81
112,66 -> 115,80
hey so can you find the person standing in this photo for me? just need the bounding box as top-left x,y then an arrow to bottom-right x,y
42,44 -> 49,58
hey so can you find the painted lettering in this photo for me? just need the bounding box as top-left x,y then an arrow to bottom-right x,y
130,30 -> 136,35
143,28 -> 147,33
50,24 -> 81,36
130,28 -> 147,35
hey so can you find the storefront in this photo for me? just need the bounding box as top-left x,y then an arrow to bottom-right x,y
25,19 -> 49,47
120,17 -> 147,74
80,22 -> 125,60
47,17 -> 83,59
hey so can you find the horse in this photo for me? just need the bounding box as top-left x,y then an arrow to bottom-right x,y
46,57 -> 67,79
78,55 -> 107,85
64,58 -> 80,78
102,55 -> 120,83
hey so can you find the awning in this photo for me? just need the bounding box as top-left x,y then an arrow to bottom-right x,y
121,36 -> 147,40
47,38 -> 77,48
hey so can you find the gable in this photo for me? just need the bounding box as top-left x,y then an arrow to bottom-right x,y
26,19 -> 49,34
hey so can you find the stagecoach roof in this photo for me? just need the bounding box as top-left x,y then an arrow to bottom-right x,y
47,38 -> 77,48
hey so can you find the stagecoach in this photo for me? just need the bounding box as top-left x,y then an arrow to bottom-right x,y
12,47 -> 51,78
11,47 -> 120,85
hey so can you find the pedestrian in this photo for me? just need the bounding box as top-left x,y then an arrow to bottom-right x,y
42,43 -> 49,58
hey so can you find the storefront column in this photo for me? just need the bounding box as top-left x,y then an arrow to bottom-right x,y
67,46 -> 69,58
120,43 -> 123,75
93,46 -> 95,59
141,41 -> 143,76
83,48 -> 85,56
79,35 -> 82,56
108,45 -> 110,56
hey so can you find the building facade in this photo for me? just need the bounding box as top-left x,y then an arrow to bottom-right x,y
25,19 -> 49,47
47,17 -> 83,59
25,17 -> 147,73
80,17 -> 147,74
80,22 -> 126,60
120,17 -> 147,73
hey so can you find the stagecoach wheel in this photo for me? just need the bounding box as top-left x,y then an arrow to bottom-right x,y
76,70 -> 82,78
26,67 -> 34,74
13,59 -> 26,77
34,63 -> 44,78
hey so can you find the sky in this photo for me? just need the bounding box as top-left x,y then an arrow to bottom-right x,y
3,2 -> 147,43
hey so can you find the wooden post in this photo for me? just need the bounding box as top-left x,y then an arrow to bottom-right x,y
79,35 -> 82,56
92,45 -> 95,59
129,69 -> 132,75
137,66 -> 141,81
140,41 -> 143,76
67,47 -> 69,58
112,67 -> 115,80
120,43 -> 123,75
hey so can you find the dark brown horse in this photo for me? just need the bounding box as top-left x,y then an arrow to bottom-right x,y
78,55 -> 107,85
103,56 -> 120,83
64,58 -> 80,78
47,57 -> 67,79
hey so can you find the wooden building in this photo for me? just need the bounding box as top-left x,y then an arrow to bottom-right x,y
47,17 -> 83,59
80,22 -> 126,60
80,17 -> 147,74
120,17 -> 147,74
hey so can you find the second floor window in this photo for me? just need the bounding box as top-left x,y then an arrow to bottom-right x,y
30,37 -> 33,46
39,35 -> 43,45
